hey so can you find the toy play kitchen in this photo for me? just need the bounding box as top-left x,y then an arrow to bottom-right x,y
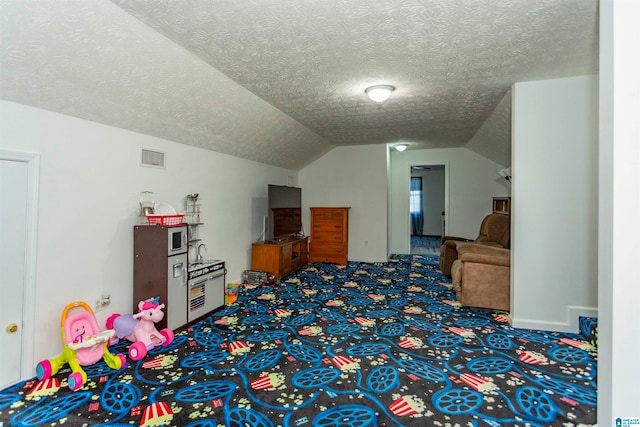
133,194 -> 225,330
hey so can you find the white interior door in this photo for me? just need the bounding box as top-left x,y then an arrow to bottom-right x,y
0,152 -> 38,388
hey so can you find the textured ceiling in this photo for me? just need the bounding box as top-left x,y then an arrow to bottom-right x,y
0,0 -> 598,169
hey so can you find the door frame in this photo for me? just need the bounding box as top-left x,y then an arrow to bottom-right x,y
407,162 -> 448,250
1,150 -> 39,385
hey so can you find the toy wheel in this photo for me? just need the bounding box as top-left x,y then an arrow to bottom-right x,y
366,366 -> 400,393
247,330 -> 288,343
433,388 -> 483,414
242,314 -> 276,325
245,349 -> 281,372
68,371 -> 84,391
327,323 -> 361,335
227,407 -> 275,427
175,381 -> 236,402
426,304 -> 453,313
286,344 -> 322,363
292,368 -> 340,388
116,353 -> 127,368
398,359 -> 447,382
195,330 -> 224,347
101,382 -> 141,413
318,309 -> 347,322
16,392 -> 91,424
516,386 -> 557,422
428,334 -> 464,348
536,378 -> 597,405
160,328 -> 174,346
549,347 -> 589,363
389,297 -> 409,307
468,357 -> 513,374
405,318 -> 440,332
36,360 -> 52,380
316,291 -> 336,301
182,350 -> 228,368
364,309 -> 395,319
487,333 -> 516,350
348,297 -> 373,307
347,342 -> 388,357
289,313 -> 316,327
129,341 -> 147,361
313,405 -> 376,427
380,322 -> 405,337
105,313 -> 120,330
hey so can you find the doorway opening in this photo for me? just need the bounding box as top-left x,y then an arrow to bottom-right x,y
409,164 -> 445,255
0,150 -> 39,388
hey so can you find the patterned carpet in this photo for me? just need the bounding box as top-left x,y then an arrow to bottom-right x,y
410,235 -> 441,255
0,254 -> 597,426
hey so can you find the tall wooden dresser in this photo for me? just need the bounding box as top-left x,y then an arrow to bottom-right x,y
309,207 -> 350,265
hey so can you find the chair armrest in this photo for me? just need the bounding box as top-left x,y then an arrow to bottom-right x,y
475,242 -> 502,248
441,236 -> 472,245
456,242 -> 509,256
460,251 -> 510,267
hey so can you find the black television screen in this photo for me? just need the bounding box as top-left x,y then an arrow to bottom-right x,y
267,185 -> 302,241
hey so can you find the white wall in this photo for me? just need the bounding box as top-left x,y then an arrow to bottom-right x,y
465,89 -> 512,167
299,144 -> 388,262
511,75 -> 598,332
598,0 -> 640,422
0,100 -> 296,369
389,147 -> 509,254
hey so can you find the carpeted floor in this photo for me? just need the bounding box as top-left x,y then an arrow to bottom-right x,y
0,254 -> 597,426
410,235 -> 441,255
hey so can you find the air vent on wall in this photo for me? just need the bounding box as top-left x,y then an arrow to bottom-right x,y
140,148 -> 165,169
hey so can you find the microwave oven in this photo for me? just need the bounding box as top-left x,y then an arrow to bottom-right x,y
168,226 -> 187,255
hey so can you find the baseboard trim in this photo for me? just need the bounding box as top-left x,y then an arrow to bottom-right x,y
509,305 -> 598,333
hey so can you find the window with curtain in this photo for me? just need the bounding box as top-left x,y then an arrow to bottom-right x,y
410,177 -> 424,235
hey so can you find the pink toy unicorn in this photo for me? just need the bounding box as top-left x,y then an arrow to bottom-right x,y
106,297 -> 174,361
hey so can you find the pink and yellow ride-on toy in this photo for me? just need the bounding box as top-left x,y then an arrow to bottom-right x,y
36,301 -> 126,391
106,297 -> 174,361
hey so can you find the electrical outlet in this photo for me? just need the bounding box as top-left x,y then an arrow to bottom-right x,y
95,293 -> 110,312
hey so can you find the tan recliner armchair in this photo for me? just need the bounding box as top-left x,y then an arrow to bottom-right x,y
439,214 -> 510,276
451,242 -> 511,311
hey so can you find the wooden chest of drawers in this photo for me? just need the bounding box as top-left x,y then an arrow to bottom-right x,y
309,207 -> 349,265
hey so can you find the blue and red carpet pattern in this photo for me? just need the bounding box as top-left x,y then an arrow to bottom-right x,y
0,254 -> 597,426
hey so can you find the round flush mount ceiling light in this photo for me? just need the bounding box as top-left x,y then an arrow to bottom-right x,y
395,144 -> 408,152
365,85 -> 395,103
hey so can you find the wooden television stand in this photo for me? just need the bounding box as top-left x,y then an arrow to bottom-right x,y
251,235 -> 309,279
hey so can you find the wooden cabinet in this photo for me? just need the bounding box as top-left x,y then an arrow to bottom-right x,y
492,197 -> 511,216
309,207 -> 350,265
251,236 -> 309,279
134,225 -> 188,331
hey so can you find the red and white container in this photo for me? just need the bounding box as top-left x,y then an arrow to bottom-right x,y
251,373 -> 285,390
27,378 -> 60,399
142,357 -> 164,369
389,395 -> 425,416
140,402 -> 173,427
229,341 -> 250,355
518,351 -> 546,365
460,373 -> 498,392
332,355 -> 359,371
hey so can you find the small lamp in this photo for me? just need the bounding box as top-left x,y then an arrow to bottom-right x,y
395,144 -> 408,152
365,85 -> 395,103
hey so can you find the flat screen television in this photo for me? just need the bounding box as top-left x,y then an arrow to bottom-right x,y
266,184 -> 302,242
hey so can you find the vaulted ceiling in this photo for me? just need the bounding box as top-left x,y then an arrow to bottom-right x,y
0,0 -> 598,170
